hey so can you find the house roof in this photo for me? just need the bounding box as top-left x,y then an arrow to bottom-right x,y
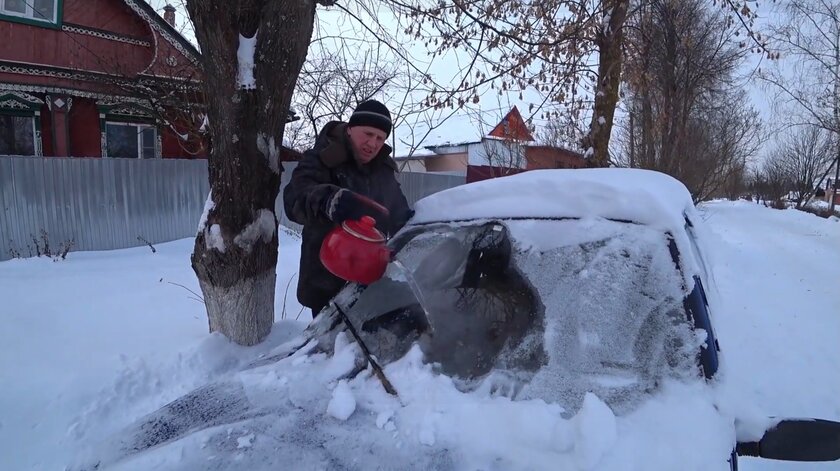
392,106 -> 536,158
123,0 -> 200,63
487,106 -> 535,142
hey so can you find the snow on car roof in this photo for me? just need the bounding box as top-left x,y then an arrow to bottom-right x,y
412,169 -> 696,232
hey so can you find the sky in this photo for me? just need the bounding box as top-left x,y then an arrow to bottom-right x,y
143,0 -> 786,159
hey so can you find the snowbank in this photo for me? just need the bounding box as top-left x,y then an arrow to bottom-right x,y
1,203 -> 838,470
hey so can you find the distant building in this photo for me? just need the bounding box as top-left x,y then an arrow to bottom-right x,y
394,107 -> 585,181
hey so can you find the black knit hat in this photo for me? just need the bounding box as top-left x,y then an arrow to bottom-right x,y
348,99 -> 392,137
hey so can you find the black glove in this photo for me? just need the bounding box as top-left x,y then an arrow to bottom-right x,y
325,189 -> 390,224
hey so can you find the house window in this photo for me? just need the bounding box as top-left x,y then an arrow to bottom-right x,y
106,122 -> 157,159
1,0 -> 58,22
0,114 -> 35,156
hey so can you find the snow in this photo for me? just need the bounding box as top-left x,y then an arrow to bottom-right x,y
236,33 -> 257,90
197,190 -> 214,234
572,393 -> 617,469
327,380 -> 357,421
413,169 -> 696,234
1,201 -> 838,470
0,228 -> 305,470
233,209 -> 276,251
236,433 -> 255,449
205,223 -> 225,252
697,201 -> 840,470
257,133 -> 281,174
198,113 -> 209,132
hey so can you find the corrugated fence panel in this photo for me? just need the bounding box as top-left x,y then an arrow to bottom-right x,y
0,158 -> 20,257
0,157 -> 460,261
397,172 -> 465,205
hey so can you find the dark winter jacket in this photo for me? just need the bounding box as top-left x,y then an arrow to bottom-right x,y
283,121 -> 413,312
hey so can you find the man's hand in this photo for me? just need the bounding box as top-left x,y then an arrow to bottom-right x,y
326,189 -> 390,224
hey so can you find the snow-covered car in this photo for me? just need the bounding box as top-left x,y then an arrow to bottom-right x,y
73,170 -> 840,471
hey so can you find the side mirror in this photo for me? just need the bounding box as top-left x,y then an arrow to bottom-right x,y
737,418 -> 840,462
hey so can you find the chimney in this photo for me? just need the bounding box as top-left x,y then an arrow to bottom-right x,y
163,4 -> 176,27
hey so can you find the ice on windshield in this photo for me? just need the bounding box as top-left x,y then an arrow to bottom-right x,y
507,219 -> 701,414
343,218 -> 700,414
344,222 -> 547,380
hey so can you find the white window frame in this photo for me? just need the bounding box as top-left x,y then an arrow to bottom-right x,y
105,121 -> 159,159
1,0 -> 57,23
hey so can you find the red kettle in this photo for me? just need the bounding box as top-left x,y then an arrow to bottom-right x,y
320,215 -> 392,285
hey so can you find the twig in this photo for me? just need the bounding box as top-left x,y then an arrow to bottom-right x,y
281,273 -> 298,320
137,236 -> 157,253
333,302 -> 398,397
295,306 -> 305,321
166,281 -> 205,304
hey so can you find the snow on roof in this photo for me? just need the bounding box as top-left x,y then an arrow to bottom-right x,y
412,169 -> 696,232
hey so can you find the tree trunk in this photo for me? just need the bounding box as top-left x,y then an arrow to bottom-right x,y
186,0 -> 316,346
582,0 -> 630,168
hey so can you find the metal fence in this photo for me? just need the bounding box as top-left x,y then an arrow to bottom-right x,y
0,157 -> 464,261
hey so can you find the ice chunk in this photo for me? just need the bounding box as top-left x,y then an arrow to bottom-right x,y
236,433 -> 254,449
326,380 -> 356,421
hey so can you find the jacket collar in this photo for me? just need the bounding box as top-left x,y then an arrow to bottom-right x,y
317,121 -> 396,171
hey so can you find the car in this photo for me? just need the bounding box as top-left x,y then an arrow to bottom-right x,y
72,169 -> 840,471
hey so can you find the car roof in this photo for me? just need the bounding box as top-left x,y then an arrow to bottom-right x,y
411,169 -> 696,235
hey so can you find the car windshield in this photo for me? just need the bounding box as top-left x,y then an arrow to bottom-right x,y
340,218 -> 701,414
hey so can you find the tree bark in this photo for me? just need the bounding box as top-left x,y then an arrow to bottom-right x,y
186,0 -> 316,346
831,154 -> 839,213
582,0 -> 630,168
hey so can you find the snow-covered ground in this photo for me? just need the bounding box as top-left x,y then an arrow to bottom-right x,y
0,202 -> 838,470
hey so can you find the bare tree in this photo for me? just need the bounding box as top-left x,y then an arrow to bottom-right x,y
761,0 -> 840,211
536,114 -> 587,150
617,0 -> 763,202
293,48 -> 399,145
751,153 -> 793,207
771,126 -> 835,208
186,0 -> 319,346
375,0 -> 767,167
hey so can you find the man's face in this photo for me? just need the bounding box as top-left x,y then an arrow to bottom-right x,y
347,125 -> 387,164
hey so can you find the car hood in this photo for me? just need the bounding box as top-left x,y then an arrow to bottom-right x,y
71,327 -> 740,471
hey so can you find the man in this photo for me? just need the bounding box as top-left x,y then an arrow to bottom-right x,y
284,100 -> 413,316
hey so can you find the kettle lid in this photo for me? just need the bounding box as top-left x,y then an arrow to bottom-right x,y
341,215 -> 385,243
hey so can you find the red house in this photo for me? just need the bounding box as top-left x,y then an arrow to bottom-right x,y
0,0 -> 208,159
394,106 -> 586,181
